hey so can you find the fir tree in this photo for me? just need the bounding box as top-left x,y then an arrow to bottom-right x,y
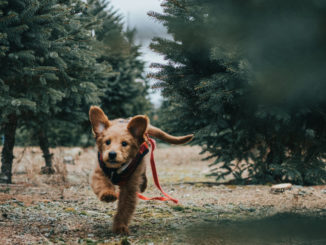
0,0 -> 106,181
150,0 -> 326,185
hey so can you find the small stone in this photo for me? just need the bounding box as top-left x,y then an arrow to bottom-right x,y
298,190 -> 306,195
14,164 -> 27,175
63,156 -> 75,165
271,183 -> 292,193
321,189 -> 326,194
63,148 -> 83,158
293,185 -> 303,189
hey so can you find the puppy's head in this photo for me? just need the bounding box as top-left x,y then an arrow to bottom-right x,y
89,106 -> 149,168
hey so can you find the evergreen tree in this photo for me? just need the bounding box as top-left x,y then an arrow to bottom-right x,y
0,0 -> 152,183
15,0 -> 152,147
150,0 -> 326,185
0,0 -> 106,181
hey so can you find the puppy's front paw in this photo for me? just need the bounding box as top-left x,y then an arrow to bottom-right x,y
99,190 -> 117,203
113,224 -> 130,235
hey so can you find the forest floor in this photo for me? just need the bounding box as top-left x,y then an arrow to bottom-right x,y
0,145 -> 326,244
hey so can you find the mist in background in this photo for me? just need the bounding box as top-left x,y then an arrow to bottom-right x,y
110,0 -> 168,107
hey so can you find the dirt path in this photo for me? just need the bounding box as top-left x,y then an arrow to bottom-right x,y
0,146 -> 326,244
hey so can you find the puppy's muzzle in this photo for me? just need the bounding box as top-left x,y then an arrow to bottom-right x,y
109,151 -> 117,161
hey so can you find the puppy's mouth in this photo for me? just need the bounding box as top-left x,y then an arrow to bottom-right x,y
104,158 -> 133,170
104,160 -> 123,168
108,160 -> 119,164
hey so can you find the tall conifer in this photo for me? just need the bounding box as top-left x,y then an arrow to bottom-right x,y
0,0 -> 106,181
150,0 -> 326,185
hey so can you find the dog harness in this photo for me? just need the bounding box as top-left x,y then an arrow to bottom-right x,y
97,136 -> 179,204
98,142 -> 149,186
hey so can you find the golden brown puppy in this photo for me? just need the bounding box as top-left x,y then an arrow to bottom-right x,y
89,106 -> 193,234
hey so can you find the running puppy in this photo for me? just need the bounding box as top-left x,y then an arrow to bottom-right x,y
89,106 -> 193,234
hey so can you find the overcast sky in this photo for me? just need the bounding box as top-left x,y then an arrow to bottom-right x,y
109,0 -> 168,107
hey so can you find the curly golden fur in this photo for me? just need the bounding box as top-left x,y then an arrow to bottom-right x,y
89,106 -> 193,234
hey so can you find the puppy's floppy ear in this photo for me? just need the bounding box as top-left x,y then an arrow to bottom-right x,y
127,115 -> 149,140
89,106 -> 110,137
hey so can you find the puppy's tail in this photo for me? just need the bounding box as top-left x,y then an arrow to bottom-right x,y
147,125 -> 193,145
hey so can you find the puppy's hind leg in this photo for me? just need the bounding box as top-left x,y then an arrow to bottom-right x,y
139,172 -> 147,193
90,165 -> 117,203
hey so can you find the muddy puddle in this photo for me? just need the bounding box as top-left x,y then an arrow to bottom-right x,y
184,213 -> 326,245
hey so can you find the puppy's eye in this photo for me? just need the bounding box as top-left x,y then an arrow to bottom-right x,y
105,140 -> 111,145
122,141 -> 128,147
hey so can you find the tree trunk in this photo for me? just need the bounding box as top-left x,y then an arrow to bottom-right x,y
0,114 -> 18,183
39,128 -> 55,174
266,141 -> 284,182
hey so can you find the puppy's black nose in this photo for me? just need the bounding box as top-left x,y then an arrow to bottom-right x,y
109,151 -> 117,160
